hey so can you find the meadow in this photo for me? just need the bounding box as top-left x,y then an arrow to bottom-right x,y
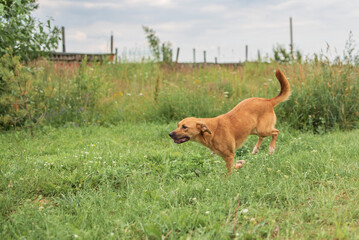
1,123 -> 359,239
1,56 -> 359,239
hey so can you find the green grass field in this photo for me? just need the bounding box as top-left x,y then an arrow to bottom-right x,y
1,123 -> 358,239
1,11 -> 358,240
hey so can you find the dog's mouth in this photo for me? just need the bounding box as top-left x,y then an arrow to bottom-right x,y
173,136 -> 190,144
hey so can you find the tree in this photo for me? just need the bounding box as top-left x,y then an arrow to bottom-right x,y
272,44 -> 302,63
0,0 -> 61,62
142,26 -> 172,64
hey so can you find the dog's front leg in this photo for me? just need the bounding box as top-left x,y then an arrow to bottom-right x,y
234,160 -> 245,169
223,155 -> 245,175
223,155 -> 235,174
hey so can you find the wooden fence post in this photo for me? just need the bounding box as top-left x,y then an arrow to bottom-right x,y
257,50 -> 261,62
289,17 -> 294,60
115,48 -> 118,63
245,45 -> 248,62
176,47 -> 180,63
110,33 -> 114,54
61,26 -> 65,53
203,50 -> 206,63
193,48 -> 196,63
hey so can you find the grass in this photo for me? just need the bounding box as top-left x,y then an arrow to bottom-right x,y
4,59 -> 353,133
1,123 -> 359,239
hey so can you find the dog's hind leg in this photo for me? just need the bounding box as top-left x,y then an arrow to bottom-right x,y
252,137 -> 264,155
269,129 -> 279,155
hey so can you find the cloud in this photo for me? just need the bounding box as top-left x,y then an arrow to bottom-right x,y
39,0 -> 125,9
141,0 -> 176,7
69,31 -> 87,41
33,0 -> 359,61
200,4 -> 228,13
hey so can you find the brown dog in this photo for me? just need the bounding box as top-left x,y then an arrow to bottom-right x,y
169,69 -> 290,173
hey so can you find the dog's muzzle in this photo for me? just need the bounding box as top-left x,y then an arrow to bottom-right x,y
169,132 -> 190,144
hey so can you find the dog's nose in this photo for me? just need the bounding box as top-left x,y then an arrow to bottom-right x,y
169,132 -> 174,138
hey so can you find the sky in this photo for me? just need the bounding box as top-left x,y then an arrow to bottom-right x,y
32,0 -> 359,62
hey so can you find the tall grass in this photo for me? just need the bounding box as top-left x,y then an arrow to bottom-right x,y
279,62 -> 358,132
11,57 -> 358,132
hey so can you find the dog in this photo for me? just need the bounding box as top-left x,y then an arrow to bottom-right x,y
169,69 -> 290,173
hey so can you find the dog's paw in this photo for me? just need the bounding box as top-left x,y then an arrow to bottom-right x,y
252,146 -> 259,155
234,160 -> 245,169
269,147 -> 275,155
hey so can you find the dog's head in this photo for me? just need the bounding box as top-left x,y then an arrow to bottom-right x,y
169,117 -> 211,144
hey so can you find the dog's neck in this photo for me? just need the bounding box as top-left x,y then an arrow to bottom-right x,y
194,118 -> 216,147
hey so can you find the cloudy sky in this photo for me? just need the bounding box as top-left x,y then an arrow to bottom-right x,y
32,0 -> 359,62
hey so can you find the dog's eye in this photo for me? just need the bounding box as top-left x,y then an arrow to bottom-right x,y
182,125 -> 188,129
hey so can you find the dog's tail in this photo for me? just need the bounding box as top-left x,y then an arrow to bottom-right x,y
270,69 -> 291,107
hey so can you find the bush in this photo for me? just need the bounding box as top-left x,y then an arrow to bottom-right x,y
0,50 -> 46,134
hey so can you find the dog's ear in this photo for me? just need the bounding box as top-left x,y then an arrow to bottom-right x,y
196,122 -> 211,134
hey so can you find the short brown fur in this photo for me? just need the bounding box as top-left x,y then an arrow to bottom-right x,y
169,69 -> 290,173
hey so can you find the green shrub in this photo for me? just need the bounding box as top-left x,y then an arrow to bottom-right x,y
0,50 -> 46,134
